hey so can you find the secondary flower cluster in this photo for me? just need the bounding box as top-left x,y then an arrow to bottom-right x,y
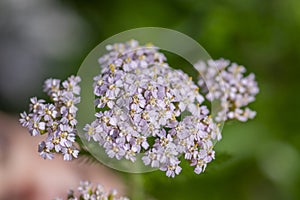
84,40 -> 221,177
55,181 -> 129,200
19,76 -> 81,160
195,59 -> 259,122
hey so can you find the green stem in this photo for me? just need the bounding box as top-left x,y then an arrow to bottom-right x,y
130,173 -> 146,200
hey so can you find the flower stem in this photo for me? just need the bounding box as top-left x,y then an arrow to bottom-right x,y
130,173 -> 146,200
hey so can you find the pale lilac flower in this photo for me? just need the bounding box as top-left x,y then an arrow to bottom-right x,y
62,75 -> 81,95
59,124 -> 76,147
30,115 -> 46,136
44,78 -> 61,97
46,134 -> 62,153
42,104 -> 58,121
83,121 -> 103,142
162,161 -> 182,178
38,141 -> 54,160
62,147 -> 79,161
19,111 -> 31,127
29,97 -> 45,113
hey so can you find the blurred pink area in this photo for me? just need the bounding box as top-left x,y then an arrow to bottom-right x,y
0,112 -> 125,200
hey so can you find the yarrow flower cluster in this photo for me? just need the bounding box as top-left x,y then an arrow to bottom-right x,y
19,76 -> 81,160
55,181 -> 129,200
84,40 -> 221,177
195,59 -> 259,122
19,39 -> 259,178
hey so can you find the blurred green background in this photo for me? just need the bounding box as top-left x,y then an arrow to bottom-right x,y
1,0 -> 300,199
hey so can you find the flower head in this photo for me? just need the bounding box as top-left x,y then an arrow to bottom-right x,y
20,76 -> 81,160
84,40 -> 221,177
55,181 -> 129,200
195,58 -> 259,122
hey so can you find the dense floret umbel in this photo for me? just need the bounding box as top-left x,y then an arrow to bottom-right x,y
20,76 -> 81,160
84,40 -> 221,177
195,58 -> 259,122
